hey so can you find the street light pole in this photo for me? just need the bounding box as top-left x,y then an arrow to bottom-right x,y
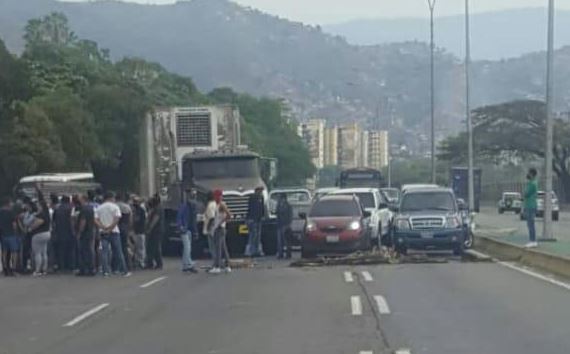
427,0 -> 436,184
543,0 -> 555,240
465,0 -> 475,211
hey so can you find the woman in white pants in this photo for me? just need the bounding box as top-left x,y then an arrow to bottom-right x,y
29,199 -> 52,276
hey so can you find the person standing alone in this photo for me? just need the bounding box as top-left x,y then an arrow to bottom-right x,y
0,197 -> 18,276
276,193 -> 293,259
524,168 -> 538,248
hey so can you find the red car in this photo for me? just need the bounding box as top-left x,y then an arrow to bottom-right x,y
300,195 -> 372,258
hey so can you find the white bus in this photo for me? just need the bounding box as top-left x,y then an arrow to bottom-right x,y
14,173 -> 100,200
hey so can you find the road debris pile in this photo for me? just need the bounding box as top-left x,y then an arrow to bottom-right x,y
289,247 -> 450,267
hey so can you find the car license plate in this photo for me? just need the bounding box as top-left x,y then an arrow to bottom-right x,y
238,225 -> 249,235
326,235 -> 340,243
420,232 -> 433,239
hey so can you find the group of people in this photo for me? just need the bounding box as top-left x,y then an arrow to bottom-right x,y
0,184 -> 296,277
0,190 -> 163,277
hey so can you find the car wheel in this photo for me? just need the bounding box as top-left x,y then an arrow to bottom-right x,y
464,231 -> 474,249
553,211 -> 559,222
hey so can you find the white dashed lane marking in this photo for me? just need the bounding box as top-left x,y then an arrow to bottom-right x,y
351,296 -> 363,315
63,303 -> 110,327
395,349 -> 412,354
344,271 -> 354,283
140,276 -> 167,289
374,295 -> 391,315
361,271 -> 373,282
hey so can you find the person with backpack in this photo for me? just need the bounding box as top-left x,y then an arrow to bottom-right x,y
176,189 -> 199,273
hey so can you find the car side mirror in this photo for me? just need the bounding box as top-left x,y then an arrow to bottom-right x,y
363,211 -> 371,218
299,212 -> 307,219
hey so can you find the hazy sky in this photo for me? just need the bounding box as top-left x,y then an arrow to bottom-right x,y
66,0 -> 570,24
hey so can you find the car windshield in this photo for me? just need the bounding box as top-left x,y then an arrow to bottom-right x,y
309,199 -> 361,217
336,192 -> 375,209
400,192 -> 456,212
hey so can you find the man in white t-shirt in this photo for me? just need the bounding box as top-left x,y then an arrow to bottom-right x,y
95,191 -> 131,277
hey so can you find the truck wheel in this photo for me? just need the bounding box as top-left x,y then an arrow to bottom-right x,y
553,211 -> 559,222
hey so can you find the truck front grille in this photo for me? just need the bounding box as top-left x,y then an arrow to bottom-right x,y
224,194 -> 251,220
411,217 -> 445,230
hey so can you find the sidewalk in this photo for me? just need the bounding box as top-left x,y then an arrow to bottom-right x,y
479,231 -> 570,258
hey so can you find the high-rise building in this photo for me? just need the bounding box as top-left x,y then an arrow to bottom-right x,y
323,126 -> 339,166
338,123 -> 362,169
298,119 -> 325,169
368,130 -> 389,169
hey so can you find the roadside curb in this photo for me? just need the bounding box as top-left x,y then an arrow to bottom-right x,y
475,234 -> 570,279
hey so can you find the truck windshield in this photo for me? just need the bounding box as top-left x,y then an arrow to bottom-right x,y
191,158 -> 259,179
400,192 -> 456,212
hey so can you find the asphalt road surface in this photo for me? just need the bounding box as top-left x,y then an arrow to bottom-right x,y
2,255 -> 570,354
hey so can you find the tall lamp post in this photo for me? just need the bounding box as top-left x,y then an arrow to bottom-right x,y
465,0 -> 474,211
543,0 -> 556,240
427,0 -> 436,184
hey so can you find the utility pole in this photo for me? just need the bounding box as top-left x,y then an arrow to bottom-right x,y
543,0 -> 555,240
427,0 -> 436,184
465,0 -> 474,211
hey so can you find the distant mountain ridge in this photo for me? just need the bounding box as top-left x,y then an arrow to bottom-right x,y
1,0 -> 570,152
324,8 -> 570,60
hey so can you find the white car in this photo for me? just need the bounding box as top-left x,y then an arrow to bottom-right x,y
330,188 -> 393,245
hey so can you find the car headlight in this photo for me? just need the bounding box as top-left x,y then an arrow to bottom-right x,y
306,221 -> 317,232
446,216 -> 461,228
348,220 -> 361,231
395,218 -> 411,230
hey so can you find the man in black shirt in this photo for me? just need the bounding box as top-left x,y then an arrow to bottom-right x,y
54,196 -> 75,271
0,197 -> 18,276
77,195 -> 95,276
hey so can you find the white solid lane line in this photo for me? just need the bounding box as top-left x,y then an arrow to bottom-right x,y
395,349 -> 411,354
498,261 -> 570,291
63,303 -> 110,327
351,296 -> 363,315
374,295 -> 391,315
140,276 -> 167,289
344,271 -> 354,283
361,271 -> 373,282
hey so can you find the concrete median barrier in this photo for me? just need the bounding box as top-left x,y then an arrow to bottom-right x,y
475,234 -> 570,279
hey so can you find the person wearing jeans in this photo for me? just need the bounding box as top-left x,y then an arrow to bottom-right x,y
95,191 -> 131,277
28,199 -> 51,276
176,189 -> 198,273
524,168 -> 538,248
245,187 -> 265,257
275,193 -> 293,259
131,197 -> 147,269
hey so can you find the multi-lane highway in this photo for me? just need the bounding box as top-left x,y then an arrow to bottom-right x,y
2,254 -> 570,354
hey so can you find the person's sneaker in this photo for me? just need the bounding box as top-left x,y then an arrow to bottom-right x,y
208,267 -> 221,274
123,272 -> 132,277
103,272 -> 110,277
32,271 -> 42,277
525,242 -> 539,248
224,267 -> 232,273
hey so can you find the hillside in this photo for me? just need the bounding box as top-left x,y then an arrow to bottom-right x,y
1,0 -> 570,152
324,8 -> 570,60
